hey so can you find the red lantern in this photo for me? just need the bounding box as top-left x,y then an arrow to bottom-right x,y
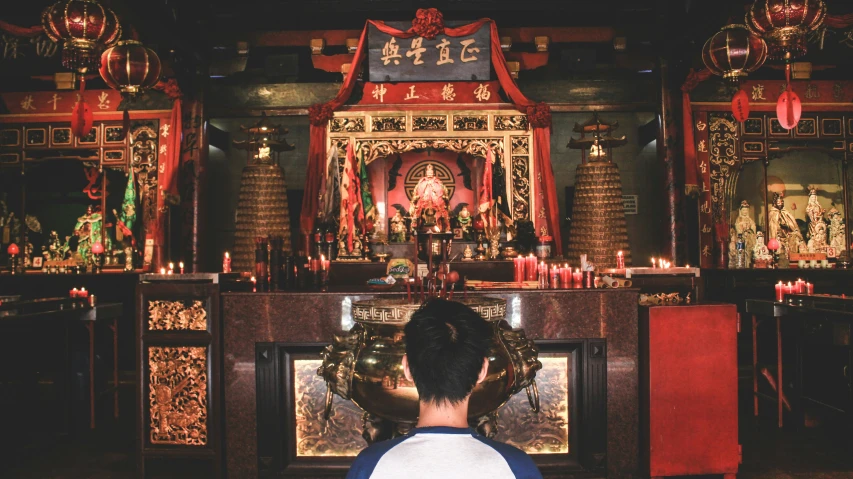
99,40 -> 161,138
702,25 -> 768,84
41,0 -> 121,73
99,40 -> 162,96
702,25 -> 767,123
746,0 -> 826,60
7,243 -> 19,255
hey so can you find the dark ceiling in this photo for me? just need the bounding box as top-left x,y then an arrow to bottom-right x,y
1,0 -> 852,87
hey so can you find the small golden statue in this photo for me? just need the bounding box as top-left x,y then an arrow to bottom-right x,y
462,244 -> 474,261
389,210 -> 408,243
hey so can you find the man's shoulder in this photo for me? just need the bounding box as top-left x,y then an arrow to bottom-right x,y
471,435 -> 542,479
345,435 -> 410,479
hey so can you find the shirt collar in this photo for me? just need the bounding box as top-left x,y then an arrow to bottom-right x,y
409,426 -> 475,436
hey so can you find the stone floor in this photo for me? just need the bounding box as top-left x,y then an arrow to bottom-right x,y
0,374 -> 851,478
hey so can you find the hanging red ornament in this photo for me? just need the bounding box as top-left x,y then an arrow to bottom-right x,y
776,66 -> 802,130
702,25 -> 767,123
99,40 -> 162,139
746,0 -> 826,60
731,89 -> 751,123
71,89 -> 93,137
41,0 -> 121,73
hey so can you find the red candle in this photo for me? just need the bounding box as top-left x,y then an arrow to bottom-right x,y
573,269 -> 583,288
251,275 -> 257,292
805,282 -> 814,294
525,254 -> 537,282
795,278 -> 805,294
775,281 -> 783,301
179,261 -> 185,274
513,257 -> 523,282
78,287 -> 88,298
223,252 -> 232,273
70,288 -> 79,298
550,265 -> 560,289
785,282 -> 794,296
616,251 -> 625,269
559,265 -> 571,288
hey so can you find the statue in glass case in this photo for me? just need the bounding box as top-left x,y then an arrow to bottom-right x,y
805,186 -> 828,254
768,193 -> 804,257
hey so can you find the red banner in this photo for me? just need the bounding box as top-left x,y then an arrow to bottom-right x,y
1,90 -> 123,115
357,81 -> 502,105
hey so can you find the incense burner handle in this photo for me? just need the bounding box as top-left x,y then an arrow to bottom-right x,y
525,379 -> 540,413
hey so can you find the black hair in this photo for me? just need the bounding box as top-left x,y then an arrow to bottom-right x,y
404,298 -> 492,405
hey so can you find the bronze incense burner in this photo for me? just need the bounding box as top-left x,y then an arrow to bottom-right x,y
318,297 -> 541,442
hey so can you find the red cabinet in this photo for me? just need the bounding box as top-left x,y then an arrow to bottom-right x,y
640,304 -> 740,478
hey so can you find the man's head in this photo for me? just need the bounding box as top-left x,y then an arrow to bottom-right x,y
403,299 -> 492,405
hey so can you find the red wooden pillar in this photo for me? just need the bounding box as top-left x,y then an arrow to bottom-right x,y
659,59 -> 684,264
180,94 -> 207,272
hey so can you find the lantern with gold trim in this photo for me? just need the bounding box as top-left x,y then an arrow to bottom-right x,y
41,0 -> 121,73
746,0 -> 826,130
702,24 -> 768,122
746,0 -> 826,61
99,40 -> 162,138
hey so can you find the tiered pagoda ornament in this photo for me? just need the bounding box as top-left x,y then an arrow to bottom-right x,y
231,113 -> 295,272
565,115 -> 631,269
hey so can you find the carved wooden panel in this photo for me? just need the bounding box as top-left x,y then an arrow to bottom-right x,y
330,117 -> 365,133
412,115 -> 448,131
453,115 -> 488,131
494,115 -> 529,131
148,346 -> 208,446
148,299 -> 208,331
371,116 -> 407,132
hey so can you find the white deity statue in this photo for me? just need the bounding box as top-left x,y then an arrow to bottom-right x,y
732,200 -> 756,267
753,231 -> 772,262
828,207 -> 846,256
805,186 -> 828,253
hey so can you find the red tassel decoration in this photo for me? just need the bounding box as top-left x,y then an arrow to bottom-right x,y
71,76 -> 94,138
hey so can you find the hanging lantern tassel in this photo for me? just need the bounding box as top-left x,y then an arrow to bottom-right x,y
118,101 -> 130,142
71,75 -> 94,138
731,88 -> 750,123
776,64 -> 802,130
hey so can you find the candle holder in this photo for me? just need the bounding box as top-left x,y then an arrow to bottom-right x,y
91,241 -> 105,274
7,243 -> 19,275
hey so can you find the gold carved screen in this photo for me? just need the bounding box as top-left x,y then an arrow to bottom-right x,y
328,110 -> 535,223
292,353 -> 571,457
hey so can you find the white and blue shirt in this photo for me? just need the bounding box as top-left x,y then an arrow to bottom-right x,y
346,426 -> 543,479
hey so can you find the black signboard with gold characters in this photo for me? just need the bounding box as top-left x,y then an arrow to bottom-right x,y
368,22 -> 490,82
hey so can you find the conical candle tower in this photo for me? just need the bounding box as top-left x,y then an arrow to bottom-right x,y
565,115 -> 631,269
232,113 -> 295,272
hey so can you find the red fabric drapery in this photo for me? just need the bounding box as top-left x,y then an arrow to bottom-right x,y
681,68 -> 713,194
301,17 -> 562,253
0,20 -> 43,38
